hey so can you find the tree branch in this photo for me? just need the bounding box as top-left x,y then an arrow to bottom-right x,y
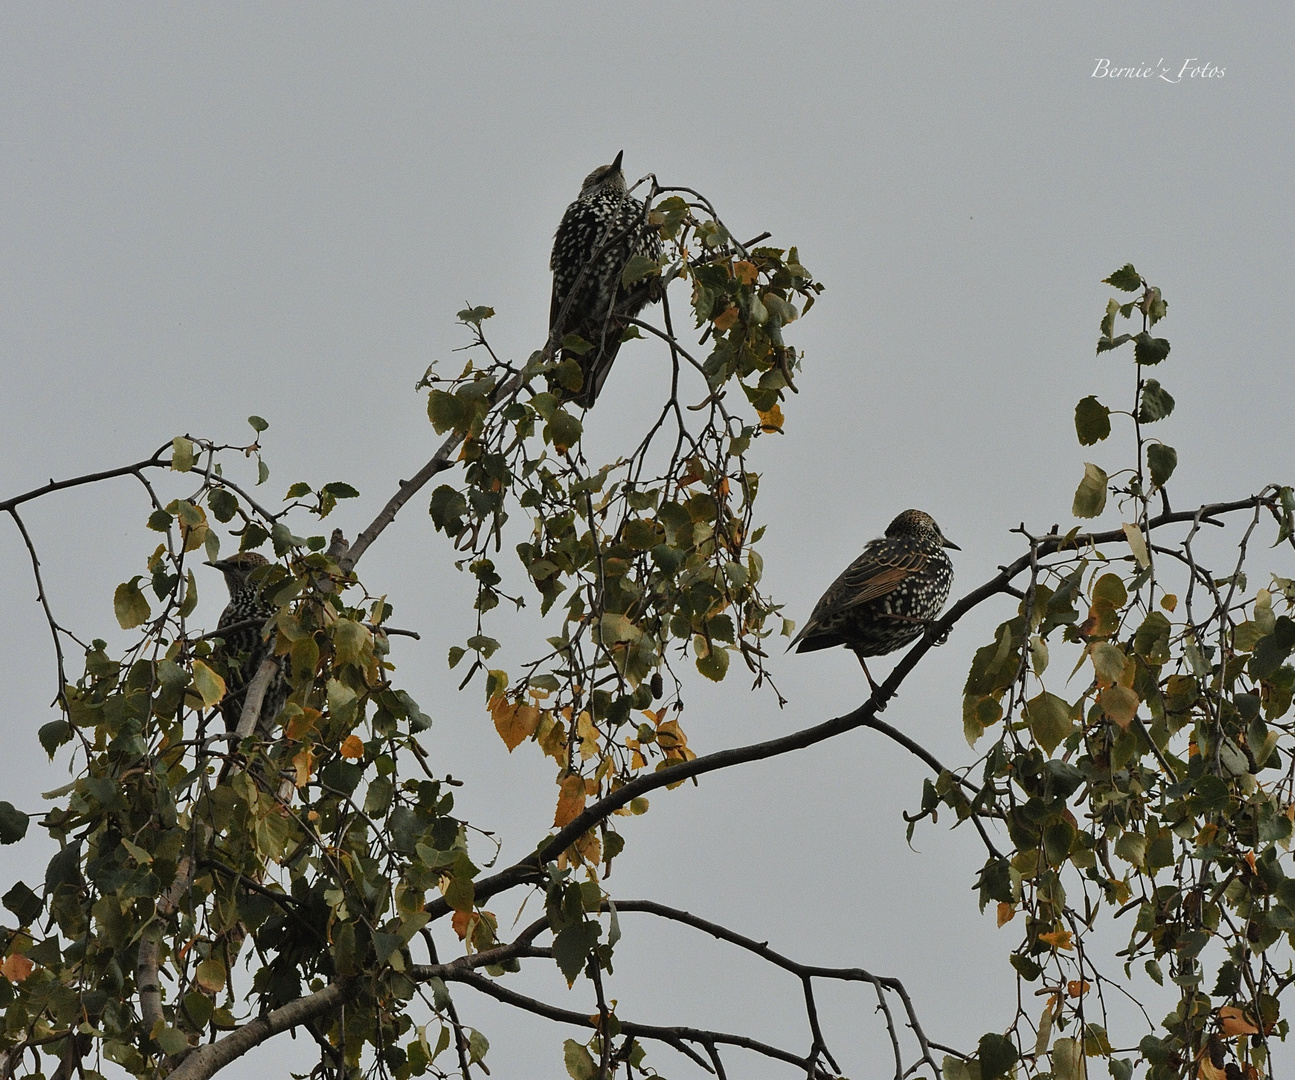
428,493 -> 1275,923
167,978 -> 358,1080
449,969 -> 836,1077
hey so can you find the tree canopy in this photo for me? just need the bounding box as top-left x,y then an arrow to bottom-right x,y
2,165 -> 1294,1080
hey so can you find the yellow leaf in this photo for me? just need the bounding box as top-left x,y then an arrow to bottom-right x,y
190,660 -> 227,709
732,260 -> 758,285
713,306 -> 739,332
1090,642 -> 1127,688
996,902 -> 1015,927
756,403 -> 784,434
491,696 -> 540,752
1099,684 -> 1140,730
339,734 -> 365,760
1160,592 -> 1178,612
1037,928 -> 1073,950
194,957 -> 226,994
292,747 -> 314,788
285,707 -> 321,740
576,711 -> 599,762
1122,522 -> 1150,568
554,774 -> 587,828
1,953 -> 33,983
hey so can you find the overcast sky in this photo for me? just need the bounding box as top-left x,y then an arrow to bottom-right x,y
2,5 -> 1293,1077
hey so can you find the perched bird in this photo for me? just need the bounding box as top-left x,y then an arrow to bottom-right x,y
549,150 -> 662,408
790,510 -> 959,693
207,552 -> 287,740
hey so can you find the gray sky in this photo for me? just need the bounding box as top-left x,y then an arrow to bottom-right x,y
2,5 -> 1292,1077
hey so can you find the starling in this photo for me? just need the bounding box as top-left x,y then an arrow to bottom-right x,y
790,510 -> 959,692
207,552 -> 287,739
549,150 -> 662,408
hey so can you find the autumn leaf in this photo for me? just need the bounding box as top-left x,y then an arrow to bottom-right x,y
713,306 -> 739,332
339,734 -> 365,760
1217,1005 -> 1261,1036
757,403 -> 784,434
554,774 -> 587,828
732,260 -> 758,285
996,902 -> 1015,927
292,747 -> 314,788
1037,928 -> 1073,950
1066,980 -> 1090,998
190,659 -> 227,709
1099,684 -> 1140,730
1,953 -> 33,983
491,696 -> 540,752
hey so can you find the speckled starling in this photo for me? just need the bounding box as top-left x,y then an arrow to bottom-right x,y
790,510 -> 959,692
207,552 -> 287,738
549,150 -> 662,408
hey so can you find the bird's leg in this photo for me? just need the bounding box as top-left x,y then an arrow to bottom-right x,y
852,652 -> 889,711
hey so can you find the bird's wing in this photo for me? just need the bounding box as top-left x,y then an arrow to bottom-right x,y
835,547 -> 930,609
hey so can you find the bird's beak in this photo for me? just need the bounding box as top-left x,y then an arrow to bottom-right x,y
942,538 -> 961,551
611,149 -> 624,171
204,559 -> 223,569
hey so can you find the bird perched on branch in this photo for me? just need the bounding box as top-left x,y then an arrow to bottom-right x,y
790,510 -> 959,693
549,150 -> 662,408
207,551 -> 287,740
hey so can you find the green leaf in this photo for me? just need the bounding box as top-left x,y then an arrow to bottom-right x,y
155,1027 -> 189,1056
1104,264 -> 1141,291
545,409 -> 583,453
620,254 -> 661,288
147,508 -> 173,532
1146,443 -> 1177,489
114,577 -> 152,629
1137,379 -> 1175,422
0,803 -> 30,845
429,485 -> 468,535
1074,396 -> 1111,445
1133,332 -> 1170,366
564,1040 -> 598,1080
207,488 -> 238,522
2,881 -> 42,925
257,458 -> 270,485
1072,463 -> 1108,519
248,415 -> 269,432
457,305 -> 495,326
171,436 -> 196,473
1024,692 -> 1073,754
1133,611 -> 1172,665
696,644 -> 729,682
285,482 -> 312,499
323,482 -> 359,499
38,720 -> 71,758
560,333 -> 594,356
552,919 -> 600,984
977,1032 -> 1018,1080
447,646 -> 466,669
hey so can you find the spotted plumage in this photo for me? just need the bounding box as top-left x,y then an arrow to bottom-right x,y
207,551 -> 287,738
790,510 -> 959,691
549,150 -> 662,408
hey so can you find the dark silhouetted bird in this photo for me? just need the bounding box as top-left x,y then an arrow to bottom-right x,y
790,510 -> 959,693
549,150 -> 662,408
207,551 -> 287,739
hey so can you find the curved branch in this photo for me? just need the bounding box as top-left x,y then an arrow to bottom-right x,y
449,969 -> 835,1078
0,448 -> 170,513
428,493 -> 1276,922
